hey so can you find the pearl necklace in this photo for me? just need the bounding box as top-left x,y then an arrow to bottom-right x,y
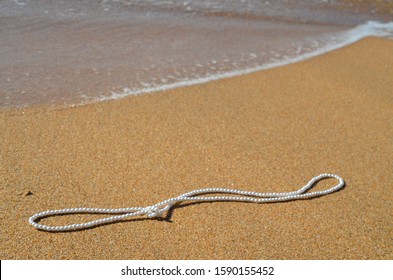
29,173 -> 344,232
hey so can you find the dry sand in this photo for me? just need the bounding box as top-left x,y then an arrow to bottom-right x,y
1,37 -> 392,259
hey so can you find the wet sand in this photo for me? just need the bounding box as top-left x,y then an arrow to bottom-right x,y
1,37 -> 392,259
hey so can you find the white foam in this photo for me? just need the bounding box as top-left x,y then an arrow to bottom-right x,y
96,21 -> 393,103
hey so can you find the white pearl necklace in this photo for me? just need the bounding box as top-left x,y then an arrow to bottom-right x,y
29,173 -> 344,232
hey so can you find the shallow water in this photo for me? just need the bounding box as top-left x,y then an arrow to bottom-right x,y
1,0 -> 393,108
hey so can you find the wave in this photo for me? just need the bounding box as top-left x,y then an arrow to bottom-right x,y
102,21 -> 393,103
1,0 -> 393,109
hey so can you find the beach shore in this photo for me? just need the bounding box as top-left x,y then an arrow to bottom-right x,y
1,37 -> 392,259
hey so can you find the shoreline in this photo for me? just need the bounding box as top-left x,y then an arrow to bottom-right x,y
1,37 -> 392,259
2,21 -> 393,110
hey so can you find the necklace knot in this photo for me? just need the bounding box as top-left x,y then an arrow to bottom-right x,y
145,207 -> 164,218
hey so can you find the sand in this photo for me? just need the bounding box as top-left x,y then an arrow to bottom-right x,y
1,37 -> 392,260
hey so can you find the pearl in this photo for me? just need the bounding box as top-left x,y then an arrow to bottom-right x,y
28,174 -> 345,232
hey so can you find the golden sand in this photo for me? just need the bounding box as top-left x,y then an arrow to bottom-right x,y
1,37 -> 392,259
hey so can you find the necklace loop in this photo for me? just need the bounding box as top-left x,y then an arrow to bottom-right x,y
29,173 -> 345,232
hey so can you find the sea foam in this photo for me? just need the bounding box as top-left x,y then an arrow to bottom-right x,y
1,0 -> 393,108
104,21 -> 393,103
